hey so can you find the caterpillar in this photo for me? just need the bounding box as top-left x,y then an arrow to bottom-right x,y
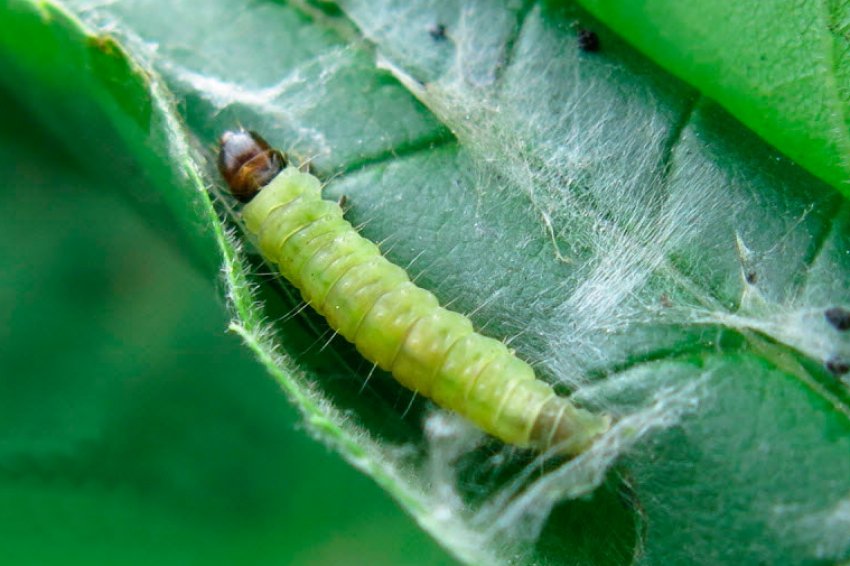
218,129 -> 610,455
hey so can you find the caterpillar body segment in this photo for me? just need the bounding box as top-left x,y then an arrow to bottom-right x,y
219,130 -> 610,455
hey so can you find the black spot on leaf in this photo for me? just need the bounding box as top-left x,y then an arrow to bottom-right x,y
429,24 -> 447,41
825,307 -> 850,331
578,29 -> 600,52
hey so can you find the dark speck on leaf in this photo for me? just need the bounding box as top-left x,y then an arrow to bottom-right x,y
429,24 -> 447,41
825,306 -> 850,331
826,357 -> 850,376
578,28 -> 600,52
745,270 -> 757,284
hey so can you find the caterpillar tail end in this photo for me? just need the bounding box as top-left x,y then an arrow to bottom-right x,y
532,399 -> 611,456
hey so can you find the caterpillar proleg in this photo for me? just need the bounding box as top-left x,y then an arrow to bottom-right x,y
218,130 -> 610,455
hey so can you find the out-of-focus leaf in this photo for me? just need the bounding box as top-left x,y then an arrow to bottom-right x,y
0,62 -> 450,566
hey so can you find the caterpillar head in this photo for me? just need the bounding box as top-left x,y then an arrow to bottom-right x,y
218,129 -> 287,202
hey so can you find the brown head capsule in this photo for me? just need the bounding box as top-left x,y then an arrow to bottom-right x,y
218,129 -> 286,202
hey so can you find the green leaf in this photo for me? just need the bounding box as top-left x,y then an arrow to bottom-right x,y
576,0 -> 850,197
0,51 -> 450,566
1,0 -> 848,564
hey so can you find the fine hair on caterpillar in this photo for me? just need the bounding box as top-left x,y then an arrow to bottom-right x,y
218,129 -> 610,455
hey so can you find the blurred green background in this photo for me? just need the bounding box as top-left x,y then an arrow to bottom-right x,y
0,89 -> 452,564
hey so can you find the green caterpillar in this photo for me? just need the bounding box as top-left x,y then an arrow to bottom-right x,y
218,130 -> 610,455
